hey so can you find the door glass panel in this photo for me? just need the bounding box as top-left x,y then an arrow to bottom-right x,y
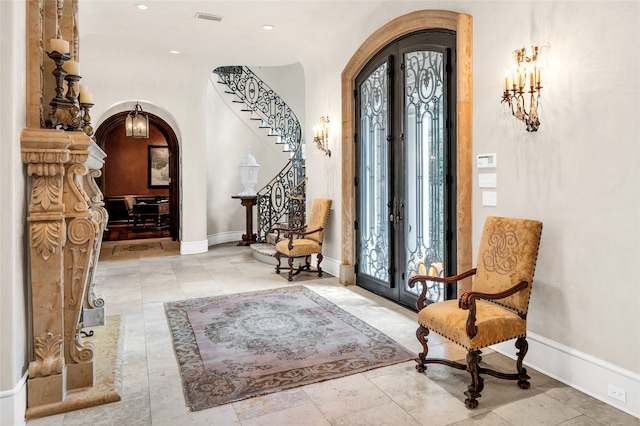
404,50 -> 445,303
358,61 -> 389,283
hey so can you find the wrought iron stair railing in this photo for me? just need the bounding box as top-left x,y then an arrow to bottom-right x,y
213,66 -> 306,242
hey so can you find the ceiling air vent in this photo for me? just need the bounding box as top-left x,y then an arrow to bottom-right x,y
195,12 -> 223,22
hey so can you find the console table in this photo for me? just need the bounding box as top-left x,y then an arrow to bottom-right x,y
132,202 -> 170,230
232,195 -> 257,246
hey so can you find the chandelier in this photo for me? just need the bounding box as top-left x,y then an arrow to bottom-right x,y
125,102 -> 149,138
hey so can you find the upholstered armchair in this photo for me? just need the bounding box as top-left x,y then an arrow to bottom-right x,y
409,216 -> 543,409
274,198 -> 332,281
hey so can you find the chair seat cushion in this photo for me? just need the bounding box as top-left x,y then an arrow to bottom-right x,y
275,239 -> 321,257
417,300 -> 526,350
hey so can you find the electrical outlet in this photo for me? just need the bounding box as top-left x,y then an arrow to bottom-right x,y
608,384 -> 627,402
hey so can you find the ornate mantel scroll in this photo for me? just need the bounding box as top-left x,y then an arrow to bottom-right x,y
22,0 -> 110,409
21,128 -> 106,406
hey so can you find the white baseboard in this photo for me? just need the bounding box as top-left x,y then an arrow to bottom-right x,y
207,231 -> 242,247
322,255 -> 340,279
179,239 -> 209,255
492,331 -> 640,419
0,372 -> 27,426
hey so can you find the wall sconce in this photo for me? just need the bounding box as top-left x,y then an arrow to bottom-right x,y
125,102 -> 149,138
501,46 -> 543,132
313,116 -> 331,156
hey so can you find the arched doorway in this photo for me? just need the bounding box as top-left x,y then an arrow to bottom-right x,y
340,10 -> 473,295
95,111 -> 180,241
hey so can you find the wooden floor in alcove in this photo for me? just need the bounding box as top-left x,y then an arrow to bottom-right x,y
102,223 -> 171,241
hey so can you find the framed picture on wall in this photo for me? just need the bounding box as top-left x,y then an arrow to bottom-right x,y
148,145 -> 170,188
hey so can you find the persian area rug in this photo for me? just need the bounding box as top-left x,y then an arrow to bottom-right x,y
165,286 -> 414,411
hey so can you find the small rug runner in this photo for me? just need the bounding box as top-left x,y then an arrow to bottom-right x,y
165,286 -> 414,411
26,315 -> 125,420
112,241 -> 163,256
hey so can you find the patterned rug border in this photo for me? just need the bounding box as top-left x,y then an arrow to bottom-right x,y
164,286 -> 415,411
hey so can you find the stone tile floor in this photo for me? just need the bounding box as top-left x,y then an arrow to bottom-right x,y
27,239 -> 639,426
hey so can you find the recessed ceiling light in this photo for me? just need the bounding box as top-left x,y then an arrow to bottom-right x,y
262,24 -> 274,30
136,4 -> 149,10
169,50 -> 180,54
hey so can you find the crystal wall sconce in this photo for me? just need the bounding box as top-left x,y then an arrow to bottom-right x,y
313,116 -> 331,156
501,46 -> 543,132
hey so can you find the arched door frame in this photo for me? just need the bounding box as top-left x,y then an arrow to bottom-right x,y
95,111 -> 181,241
340,10 -> 473,294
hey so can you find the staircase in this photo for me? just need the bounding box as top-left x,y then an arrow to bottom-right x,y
213,66 -> 306,260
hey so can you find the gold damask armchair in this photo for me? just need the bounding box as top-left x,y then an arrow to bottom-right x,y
274,198 -> 332,281
409,216 -> 543,408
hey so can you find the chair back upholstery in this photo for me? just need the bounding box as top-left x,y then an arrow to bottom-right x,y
473,216 -> 543,315
124,196 -> 136,214
305,198 -> 332,244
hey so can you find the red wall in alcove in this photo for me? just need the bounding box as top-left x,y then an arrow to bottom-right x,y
103,124 -> 169,197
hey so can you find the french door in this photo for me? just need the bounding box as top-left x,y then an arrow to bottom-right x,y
355,30 -> 457,309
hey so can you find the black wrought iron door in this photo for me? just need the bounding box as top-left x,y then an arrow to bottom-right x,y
355,31 -> 457,309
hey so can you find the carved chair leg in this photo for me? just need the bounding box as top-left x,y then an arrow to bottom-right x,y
464,349 -> 484,409
415,325 -> 430,373
316,253 -> 323,277
275,253 -> 282,275
515,336 -> 531,389
287,257 -> 295,281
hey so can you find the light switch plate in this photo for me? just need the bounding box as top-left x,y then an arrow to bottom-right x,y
477,153 -> 497,168
479,173 -> 497,188
482,191 -> 497,206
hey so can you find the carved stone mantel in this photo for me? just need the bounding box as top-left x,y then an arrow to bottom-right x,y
82,143 -> 108,327
21,127 -> 106,405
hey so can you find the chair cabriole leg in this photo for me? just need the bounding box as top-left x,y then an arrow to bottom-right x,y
287,257 -> 294,281
515,336 -> 530,389
464,349 -> 483,409
317,253 -> 323,277
415,325 -> 430,373
275,253 -> 282,275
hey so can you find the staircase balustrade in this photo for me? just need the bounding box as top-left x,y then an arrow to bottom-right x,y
213,66 -> 306,242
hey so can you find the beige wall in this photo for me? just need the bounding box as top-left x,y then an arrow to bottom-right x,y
1,0 -> 639,421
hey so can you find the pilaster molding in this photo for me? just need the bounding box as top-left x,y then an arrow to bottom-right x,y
62,137 -> 98,389
21,127 -> 72,406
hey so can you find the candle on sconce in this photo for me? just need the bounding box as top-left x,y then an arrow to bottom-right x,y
536,68 -> 541,86
79,92 -> 93,104
49,38 -> 69,54
504,70 -> 511,92
63,60 -> 79,75
529,70 -> 534,88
